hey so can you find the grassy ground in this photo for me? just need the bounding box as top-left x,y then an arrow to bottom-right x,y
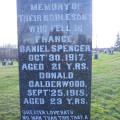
0,53 -> 120,120
91,52 -> 120,120
0,63 -> 19,120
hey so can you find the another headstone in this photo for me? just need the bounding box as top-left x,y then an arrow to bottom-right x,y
104,48 -> 114,55
94,51 -> 99,60
2,59 -> 7,66
8,60 -> 13,65
2,61 -> 6,66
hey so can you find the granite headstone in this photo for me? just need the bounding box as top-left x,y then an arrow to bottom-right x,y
17,0 -> 92,119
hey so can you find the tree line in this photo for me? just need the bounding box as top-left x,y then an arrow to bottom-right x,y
0,44 -> 18,61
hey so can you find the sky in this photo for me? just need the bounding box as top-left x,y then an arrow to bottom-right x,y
0,0 -> 17,47
0,0 -> 120,48
93,0 -> 120,48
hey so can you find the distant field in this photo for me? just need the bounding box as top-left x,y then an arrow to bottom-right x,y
0,52 -> 120,120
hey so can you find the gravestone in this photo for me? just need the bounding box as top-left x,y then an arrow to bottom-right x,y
2,61 -> 6,66
2,59 -> 7,66
17,0 -> 92,120
8,60 -> 13,65
94,51 -> 99,60
104,48 -> 114,55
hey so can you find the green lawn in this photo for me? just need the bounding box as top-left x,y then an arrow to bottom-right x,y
91,52 -> 120,120
0,64 -> 19,120
0,53 -> 120,120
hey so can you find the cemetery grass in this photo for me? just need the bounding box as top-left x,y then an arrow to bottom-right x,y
91,52 -> 120,120
0,63 -> 19,120
0,53 -> 120,120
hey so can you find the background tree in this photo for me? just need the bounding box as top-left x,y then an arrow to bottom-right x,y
115,33 -> 120,51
